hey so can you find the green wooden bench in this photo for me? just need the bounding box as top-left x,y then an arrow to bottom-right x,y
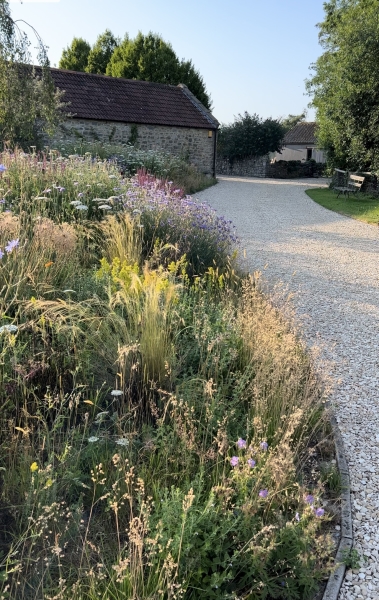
334,173 -> 365,198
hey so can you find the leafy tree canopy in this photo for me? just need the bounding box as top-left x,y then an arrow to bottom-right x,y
59,37 -> 91,72
217,112 -> 285,163
59,30 -> 212,110
0,0 -> 63,149
106,32 -> 212,109
280,112 -> 307,133
306,0 -> 379,171
86,29 -> 119,75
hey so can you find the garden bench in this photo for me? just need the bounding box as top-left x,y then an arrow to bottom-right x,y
334,173 -> 365,198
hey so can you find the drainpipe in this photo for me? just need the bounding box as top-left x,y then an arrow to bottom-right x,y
212,127 -> 218,178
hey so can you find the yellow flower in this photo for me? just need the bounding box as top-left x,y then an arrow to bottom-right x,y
30,462 -> 38,472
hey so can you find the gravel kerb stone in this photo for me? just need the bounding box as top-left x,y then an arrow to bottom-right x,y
197,176 -> 379,600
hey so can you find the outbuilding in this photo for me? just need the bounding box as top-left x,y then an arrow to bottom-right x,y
45,68 -> 219,176
272,122 -> 326,163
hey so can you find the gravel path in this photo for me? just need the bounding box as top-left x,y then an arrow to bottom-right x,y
198,176 -> 379,600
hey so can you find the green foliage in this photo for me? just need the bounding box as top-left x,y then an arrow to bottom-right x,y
106,31 -> 212,109
127,123 -> 139,146
0,0 -> 63,149
86,29 -> 119,75
53,138 -> 217,195
280,111 -> 307,134
0,151 -> 333,599
177,58 -> 212,109
341,548 -> 361,570
59,29 -> 212,109
59,37 -> 91,71
218,112 -> 285,163
305,187 -> 379,224
307,0 -> 379,171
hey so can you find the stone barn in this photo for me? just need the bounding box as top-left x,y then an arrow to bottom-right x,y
44,68 -> 219,176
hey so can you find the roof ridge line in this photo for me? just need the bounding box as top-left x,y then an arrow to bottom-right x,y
35,66 -> 181,90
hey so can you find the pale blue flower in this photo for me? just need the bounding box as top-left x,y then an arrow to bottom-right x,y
115,438 -> 129,447
5,239 -> 19,253
0,324 -> 18,333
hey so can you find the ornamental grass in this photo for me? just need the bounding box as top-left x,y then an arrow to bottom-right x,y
0,150 -> 334,600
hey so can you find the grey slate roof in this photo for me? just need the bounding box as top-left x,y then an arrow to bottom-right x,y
36,67 -> 219,130
283,122 -> 317,145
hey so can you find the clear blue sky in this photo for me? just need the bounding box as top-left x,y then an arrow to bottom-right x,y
9,0 -> 326,124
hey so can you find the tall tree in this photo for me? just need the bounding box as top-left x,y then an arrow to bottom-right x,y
218,112 -> 285,163
59,37 -> 91,72
106,32 -> 179,83
178,59 -> 211,109
307,0 -> 379,171
86,29 -> 119,75
0,0 -> 63,149
106,32 -> 212,109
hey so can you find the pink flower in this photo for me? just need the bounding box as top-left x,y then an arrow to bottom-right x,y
230,456 -> 239,467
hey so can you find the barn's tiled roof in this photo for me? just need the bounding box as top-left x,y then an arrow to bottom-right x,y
283,122 -> 317,145
36,67 -> 218,130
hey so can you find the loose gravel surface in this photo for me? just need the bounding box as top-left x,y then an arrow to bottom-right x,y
198,176 -> 379,600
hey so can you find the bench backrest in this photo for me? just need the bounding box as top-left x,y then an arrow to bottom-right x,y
348,174 -> 365,189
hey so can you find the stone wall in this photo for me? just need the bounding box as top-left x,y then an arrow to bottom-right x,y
216,156 -> 268,178
51,118 -> 216,174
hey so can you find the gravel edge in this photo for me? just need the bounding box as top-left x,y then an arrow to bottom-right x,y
322,413 -> 353,599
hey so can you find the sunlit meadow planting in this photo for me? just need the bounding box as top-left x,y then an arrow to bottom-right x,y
53,140 -> 217,195
0,150 -> 335,600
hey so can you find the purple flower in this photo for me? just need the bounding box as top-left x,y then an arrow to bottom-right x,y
259,489 -> 268,498
0,199 -> 5,204
230,456 -> 239,467
315,508 -> 324,517
0,164 -> 7,172
295,512 -> 300,521
78,192 -> 84,198
260,441 -> 268,451
42,189 -> 51,193
247,459 -> 256,468
0,249 -> 4,259
305,494 -> 314,505
5,238 -> 19,253
237,438 -> 247,449
58,186 -> 65,192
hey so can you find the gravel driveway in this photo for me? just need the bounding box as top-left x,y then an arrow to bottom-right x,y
198,176 -> 379,600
